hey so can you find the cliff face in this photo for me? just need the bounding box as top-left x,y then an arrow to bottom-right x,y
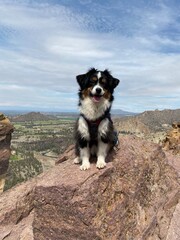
0,136 -> 179,240
114,109 -> 180,136
114,117 -> 151,135
162,122 -> 180,155
0,113 -> 14,193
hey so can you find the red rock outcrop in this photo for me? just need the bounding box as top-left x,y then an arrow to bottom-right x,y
0,113 -> 14,193
0,136 -> 179,240
162,122 -> 180,155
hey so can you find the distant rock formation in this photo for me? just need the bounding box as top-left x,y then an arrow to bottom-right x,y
162,122 -> 180,155
114,109 -> 180,135
137,109 -> 180,132
10,111 -> 57,122
0,113 -> 14,193
0,136 -> 179,239
115,117 -> 151,135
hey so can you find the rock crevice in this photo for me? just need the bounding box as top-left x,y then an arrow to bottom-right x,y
0,136 -> 179,240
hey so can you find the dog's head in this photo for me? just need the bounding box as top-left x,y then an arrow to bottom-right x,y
76,68 -> 120,103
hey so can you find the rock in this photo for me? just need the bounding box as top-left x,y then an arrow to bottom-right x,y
55,144 -> 75,164
162,122 -> 180,155
165,152 -> 180,177
114,117 -> 151,135
166,202 -> 180,240
0,113 -> 14,193
0,136 -> 179,240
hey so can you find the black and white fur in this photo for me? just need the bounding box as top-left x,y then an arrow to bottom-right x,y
74,68 -> 120,170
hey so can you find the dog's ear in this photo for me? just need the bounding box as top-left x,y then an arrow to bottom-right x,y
103,69 -> 120,89
111,77 -> 120,89
76,68 -> 97,89
76,74 -> 86,89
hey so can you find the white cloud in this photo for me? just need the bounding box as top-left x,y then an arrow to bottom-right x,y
0,0 -> 180,112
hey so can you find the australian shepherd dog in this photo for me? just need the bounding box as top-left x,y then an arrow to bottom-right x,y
74,68 -> 120,170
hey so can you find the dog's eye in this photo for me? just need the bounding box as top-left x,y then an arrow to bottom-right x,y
91,76 -> 98,82
91,77 -> 97,82
100,78 -> 107,85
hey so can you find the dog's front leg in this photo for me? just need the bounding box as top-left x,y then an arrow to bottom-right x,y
97,118 -> 110,169
80,144 -> 90,170
77,116 -> 90,170
96,139 -> 108,169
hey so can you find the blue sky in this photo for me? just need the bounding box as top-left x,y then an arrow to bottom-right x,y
0,0 -> 180,113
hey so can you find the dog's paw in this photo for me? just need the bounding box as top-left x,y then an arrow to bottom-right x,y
96,160 -> 106,169
73,157 -> 81,164
80,162 -> 90,170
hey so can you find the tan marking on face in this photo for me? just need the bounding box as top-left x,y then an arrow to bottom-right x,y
82,87 -> 92,98
103,89 -> 111,100
91,76 -> 98,82
101,78 -> 107,84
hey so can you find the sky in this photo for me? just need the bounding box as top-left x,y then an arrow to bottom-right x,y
0,0 -> 180,113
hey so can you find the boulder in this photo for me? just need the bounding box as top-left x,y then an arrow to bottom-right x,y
0,136 -> 179,240
162,122 -> 180,155
0,113 -> 14,193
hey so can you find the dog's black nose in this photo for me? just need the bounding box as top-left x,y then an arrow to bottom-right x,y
96,87 -> 102,94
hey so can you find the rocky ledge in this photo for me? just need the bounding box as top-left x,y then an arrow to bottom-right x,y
0,113 -> 14,193
162,122 -> 180,155
0,136 -> 179,240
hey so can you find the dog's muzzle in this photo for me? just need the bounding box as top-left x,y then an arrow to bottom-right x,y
91,85 -> 104,103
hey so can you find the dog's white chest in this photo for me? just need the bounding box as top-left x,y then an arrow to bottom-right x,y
79,97 -> 110,121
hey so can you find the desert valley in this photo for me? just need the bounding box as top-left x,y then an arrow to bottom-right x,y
1,108 -> 179,190
0,109 -> 179,239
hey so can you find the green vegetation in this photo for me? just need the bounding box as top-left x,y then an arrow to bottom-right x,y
5,117 -> 76,190
4,153 -> 43,191
12,118 -> 75,152
10,154 -> 22,161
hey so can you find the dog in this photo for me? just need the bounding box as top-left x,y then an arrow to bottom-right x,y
74,68 -> 120,170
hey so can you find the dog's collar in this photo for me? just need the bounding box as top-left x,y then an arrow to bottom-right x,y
80,112 -> 112,127
87,118 -> 102,126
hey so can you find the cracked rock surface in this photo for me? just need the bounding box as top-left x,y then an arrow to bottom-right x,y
0,136 -> 179,240
0,114 -> 13,193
